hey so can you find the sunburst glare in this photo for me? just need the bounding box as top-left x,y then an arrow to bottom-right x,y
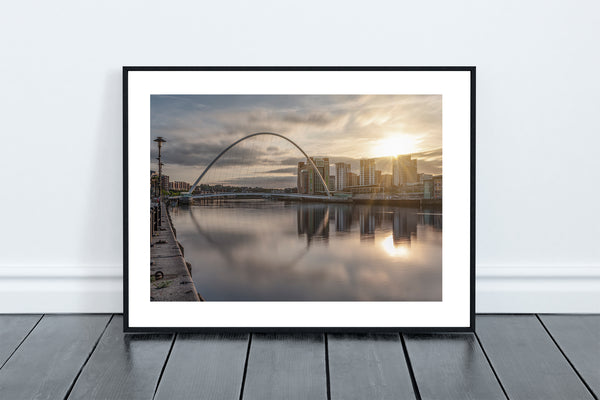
370,135 -> 419,158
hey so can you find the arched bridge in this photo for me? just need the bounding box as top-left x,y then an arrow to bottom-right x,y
184,132 -> 332,199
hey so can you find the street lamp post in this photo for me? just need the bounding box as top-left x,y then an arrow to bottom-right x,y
154,137 -> 166,226
154,137 -> 166,199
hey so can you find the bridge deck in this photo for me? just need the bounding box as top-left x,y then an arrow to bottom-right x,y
173,192 -> 334,201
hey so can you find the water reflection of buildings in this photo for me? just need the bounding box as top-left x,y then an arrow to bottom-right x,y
297,204 -> 442,246
392,210 -> 417,245
359,211 -> 375,241
419,212 -> 443,231
297,204 -> 330,243
335,205 -> 353,232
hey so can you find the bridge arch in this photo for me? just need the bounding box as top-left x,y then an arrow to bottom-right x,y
188,132 -> 332,197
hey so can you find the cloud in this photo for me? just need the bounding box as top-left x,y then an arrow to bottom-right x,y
153,139 -> 299,168
280,111 -> 343,126
151,95 -> 443,183
223,176 -> 298,188
266,167 -> 297,174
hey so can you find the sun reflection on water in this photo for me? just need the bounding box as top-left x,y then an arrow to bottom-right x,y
381,234 -> 410,258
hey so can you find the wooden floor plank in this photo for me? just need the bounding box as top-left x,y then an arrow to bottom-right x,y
539,314 -> 600,398
154,333 -> 249,400
404,333 -> 506,400
242,333 -> 327,400
0,314 -> 110,400
0,314 -> 41,368
66,315 -> 173,400
476,315 -> 594,400
328,333 -> 416,400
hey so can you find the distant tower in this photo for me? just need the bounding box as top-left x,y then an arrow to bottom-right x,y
309,157 -> 330,194
153,137 -> 166,198
392,154 -> 417,186
297,161 -> 309,194
360,159 -> 376,186
335,162 -> 351,191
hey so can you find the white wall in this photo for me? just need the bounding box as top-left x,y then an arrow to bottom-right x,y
1,0 -> 598,313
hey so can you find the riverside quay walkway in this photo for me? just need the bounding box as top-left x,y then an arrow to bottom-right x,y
150,202 -> 200,301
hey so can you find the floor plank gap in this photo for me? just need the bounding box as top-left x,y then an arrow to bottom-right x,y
238,333 -> 253,400
63,314 -> 114,400
400,334 -> 422,400
152,333 -> 177,400
0,314 -> 43,371
473,331 -> 510,400
535,315 -> 598,400
324,334 -> 331,400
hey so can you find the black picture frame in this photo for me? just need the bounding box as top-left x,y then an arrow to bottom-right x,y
123,66 -> 475,333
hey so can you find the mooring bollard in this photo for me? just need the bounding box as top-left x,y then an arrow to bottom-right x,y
151,206 -> 158,234
154,206 -> 160,232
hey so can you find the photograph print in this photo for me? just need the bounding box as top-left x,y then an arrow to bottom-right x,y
150,94 -> 443,302
125,67 -> 474,330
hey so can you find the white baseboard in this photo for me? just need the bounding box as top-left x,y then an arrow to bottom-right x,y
476,266 -> 600,313
0,267 -> 123,313
1,266 -> 598,313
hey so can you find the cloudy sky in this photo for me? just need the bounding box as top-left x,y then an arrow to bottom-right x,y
151,95 -> 442,188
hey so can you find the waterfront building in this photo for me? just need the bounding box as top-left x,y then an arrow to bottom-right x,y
160,175 -> 170,192
298,158 -> 330,194
360,159 -> 376,186
392,154 -> 417,186
348,172 -> 359,187
309,157 -> 330,194
381,174 -> 393,189
329,175 -> 336,191
433,175 -> 443,199
423,178 -> 434,199
348,185 -> 384,195
418,173 -> 433,183
297,161 -> 310,194
169,181 -> 191,192
335,162 -> 351,191
375,170 -> 382,186
400,182 -> 425,200
150,171 -> 159,196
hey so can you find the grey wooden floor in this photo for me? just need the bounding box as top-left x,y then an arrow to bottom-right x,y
0,315 -> 597,400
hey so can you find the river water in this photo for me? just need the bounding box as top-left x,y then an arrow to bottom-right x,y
170,200 -> 442,301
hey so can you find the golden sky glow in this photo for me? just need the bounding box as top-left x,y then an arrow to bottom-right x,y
369,134 -> 421,158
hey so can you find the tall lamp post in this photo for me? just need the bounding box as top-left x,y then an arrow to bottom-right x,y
154,137 -> 166,199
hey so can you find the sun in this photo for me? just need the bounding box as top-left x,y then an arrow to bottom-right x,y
370,134 -> 419,158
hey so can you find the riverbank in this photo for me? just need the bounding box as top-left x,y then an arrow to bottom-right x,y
176,195 -> 441,209
150,202 -> 201,301
351,198 -> 441,208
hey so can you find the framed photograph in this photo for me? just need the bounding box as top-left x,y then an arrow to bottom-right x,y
123,66 -> 475,332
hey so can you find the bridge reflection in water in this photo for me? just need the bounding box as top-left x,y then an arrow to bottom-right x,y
170,200 -> 442,301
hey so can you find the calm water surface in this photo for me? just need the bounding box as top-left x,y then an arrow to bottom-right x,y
170,200 -> 442,301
